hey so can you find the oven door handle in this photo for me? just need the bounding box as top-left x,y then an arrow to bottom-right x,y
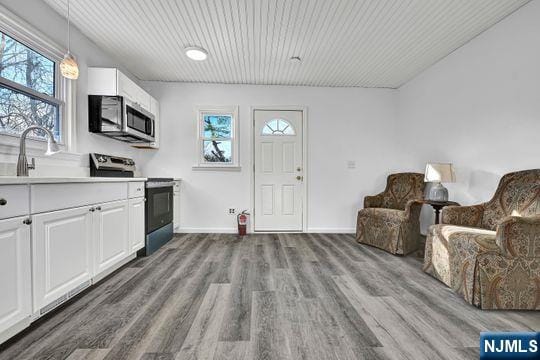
146,181 -> 175,188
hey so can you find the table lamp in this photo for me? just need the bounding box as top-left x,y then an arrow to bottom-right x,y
424,163 -> 455,201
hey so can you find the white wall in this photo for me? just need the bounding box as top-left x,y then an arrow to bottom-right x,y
139,0 -> 540,234
397,0 -> 540,210
138,83 -> 398,233
0,0 -> 143,176
3,0 -> 538,233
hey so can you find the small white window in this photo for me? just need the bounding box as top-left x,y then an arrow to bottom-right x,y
262,118 -> 295,135
195,106 -> 239,169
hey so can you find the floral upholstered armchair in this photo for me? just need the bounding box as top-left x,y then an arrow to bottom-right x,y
423,169 -> 540,309
356,173 -> 425,255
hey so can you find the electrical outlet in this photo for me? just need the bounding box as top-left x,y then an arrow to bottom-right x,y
347,160 -> 356,169
228,208 -> 236,215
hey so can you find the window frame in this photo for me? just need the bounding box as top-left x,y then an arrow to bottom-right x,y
0,5 -> 74,153
194,105 -> 240,170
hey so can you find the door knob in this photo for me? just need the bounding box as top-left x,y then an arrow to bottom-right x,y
296,175 -> 303,181
297,167 -> 302,172
0,198 -> 6,206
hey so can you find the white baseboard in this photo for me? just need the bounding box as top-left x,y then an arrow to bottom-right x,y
306,228 -> 356,234
177,227 -> 355,234
177,227 -> 238,234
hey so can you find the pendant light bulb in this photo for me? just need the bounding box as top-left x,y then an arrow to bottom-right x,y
60,0 -> 79,80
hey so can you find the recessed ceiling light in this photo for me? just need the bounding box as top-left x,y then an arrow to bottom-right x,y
185,46 -> 208,61
290,56 -> 301,63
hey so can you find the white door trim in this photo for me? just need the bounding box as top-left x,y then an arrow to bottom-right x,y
250,106 -> 308,233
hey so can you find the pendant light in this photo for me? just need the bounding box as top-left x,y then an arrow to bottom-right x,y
60,0 -> 79,80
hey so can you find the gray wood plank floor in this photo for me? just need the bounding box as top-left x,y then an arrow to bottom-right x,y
1,233 -> 538,360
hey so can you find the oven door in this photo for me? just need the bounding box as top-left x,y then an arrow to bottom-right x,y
123,98 -> 155,143
146,183 -> 174,234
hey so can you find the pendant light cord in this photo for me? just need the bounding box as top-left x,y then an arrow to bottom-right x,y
67,0 -> 71,54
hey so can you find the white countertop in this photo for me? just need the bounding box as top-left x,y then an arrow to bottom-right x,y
0,177 -> 147,185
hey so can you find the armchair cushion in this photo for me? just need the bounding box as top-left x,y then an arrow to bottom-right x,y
423,224 -> 498,296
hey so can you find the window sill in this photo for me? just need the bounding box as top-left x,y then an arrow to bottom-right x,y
0,136 -> 82,163
192,165 -> 242,172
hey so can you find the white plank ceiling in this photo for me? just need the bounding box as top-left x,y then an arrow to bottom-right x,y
44,0 -> 530,88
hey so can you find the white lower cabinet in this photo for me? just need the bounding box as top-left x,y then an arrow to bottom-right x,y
0,217 -> 32,343
129,197 -> 145,253
32,206 -> 94,314
0,181 -> 145,345
94,200 -> 129,275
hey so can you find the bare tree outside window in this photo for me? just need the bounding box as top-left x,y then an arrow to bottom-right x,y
0,31 -> 60,140
202,114 -> 232,163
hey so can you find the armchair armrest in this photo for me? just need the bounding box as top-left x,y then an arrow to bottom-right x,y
364,193 -> 384,208
496,215 -> 540,258
441,204 -> 484,227
404,199 -> 424,219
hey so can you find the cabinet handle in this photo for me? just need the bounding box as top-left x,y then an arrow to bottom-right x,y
23,218 -> 32,225
0,198 -> 6,206
137,188 -> 142,191
96,206 -> 102,211
89,207 -> 95,212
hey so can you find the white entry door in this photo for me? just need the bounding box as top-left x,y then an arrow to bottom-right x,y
254,110 -> 303,231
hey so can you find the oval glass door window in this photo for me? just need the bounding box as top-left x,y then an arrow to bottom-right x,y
262,119 -> 295,135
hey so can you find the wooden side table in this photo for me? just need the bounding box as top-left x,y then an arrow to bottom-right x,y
421,200 -> 460,224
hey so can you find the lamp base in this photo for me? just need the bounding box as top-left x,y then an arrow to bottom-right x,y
428,182 -> 449,202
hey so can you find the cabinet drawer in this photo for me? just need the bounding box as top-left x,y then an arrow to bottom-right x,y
0,185 -> 29,220
128,182 -> 145,198
31,183 -> 128,213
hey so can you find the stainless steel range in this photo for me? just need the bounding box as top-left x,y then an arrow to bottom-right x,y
90,153 -> 174,256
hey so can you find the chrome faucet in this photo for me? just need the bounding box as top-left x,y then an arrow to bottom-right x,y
17,125 -> 60,176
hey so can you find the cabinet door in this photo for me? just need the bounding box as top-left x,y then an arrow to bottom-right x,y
117,71 -> 150,110
0,217 -> 31,336
173,192 -> 181,232
32,207 -> 93,312
117,71 -> 138,102
129,198 -> 145,253
94,200 -> 129,275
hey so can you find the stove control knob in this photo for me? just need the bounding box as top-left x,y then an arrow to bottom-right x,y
98,156 -> 107,163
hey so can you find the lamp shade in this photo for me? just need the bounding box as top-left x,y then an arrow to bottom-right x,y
60,52 -> 79,80
424,163 -> 456,183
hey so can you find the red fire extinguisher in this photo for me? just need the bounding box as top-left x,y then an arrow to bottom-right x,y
237,210 -> 249,236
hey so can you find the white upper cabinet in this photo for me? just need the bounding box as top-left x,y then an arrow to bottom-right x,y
0,216 -> 32,343
88,68 -> 151,112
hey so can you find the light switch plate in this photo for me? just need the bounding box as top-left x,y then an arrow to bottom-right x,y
347,160 -> 356,169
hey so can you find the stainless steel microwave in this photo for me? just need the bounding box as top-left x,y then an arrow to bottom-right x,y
88,95 -> 155,143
